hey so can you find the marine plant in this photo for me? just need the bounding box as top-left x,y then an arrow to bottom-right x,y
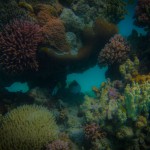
0,105 -> 59,150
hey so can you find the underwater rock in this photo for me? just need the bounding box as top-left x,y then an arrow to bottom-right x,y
66,32 -> 82,55
60,8 -> 85,32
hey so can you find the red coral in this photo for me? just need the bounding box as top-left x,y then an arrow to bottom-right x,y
98,34 -> 130,67
0,20 -> 43,73
134,0 -> 150,28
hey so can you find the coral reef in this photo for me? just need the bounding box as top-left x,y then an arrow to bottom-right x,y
41,17 -> 70,53
0,19 -> 43,73
98,34 -> 130,67
0,1 -> 28,29
135,115 -> 147,129
119,56 -> 140,81
134,0 -> 150,30
124,81 -> 150,120
0,105 -> 59,150
46,139 -> 70,150
116,126 -> 134,140
60,8 -> 85,32
103,0 -> 127,23
84,123 -> 106,141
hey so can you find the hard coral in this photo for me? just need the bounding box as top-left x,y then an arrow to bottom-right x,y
46,140 -> 70,150
41,17 -> 70,53
103,0 -> 127,24
0,105 -> 59,150
0,20 -> 43,73
134,0 -> 150,29
84,123 -> 106,142
98,34 -> 130,67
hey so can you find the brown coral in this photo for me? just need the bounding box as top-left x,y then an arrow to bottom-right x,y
84,123 -> 106,141
41,17 -> 70,53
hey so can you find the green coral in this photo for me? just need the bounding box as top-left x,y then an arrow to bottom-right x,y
116,126 -> 134,140
124,81 -> 150,120
0,105 -> 59,150
119,57 -> 139,81
103,0 -> 127,23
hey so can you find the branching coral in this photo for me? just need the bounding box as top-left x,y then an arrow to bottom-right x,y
0,19 -> 43,73
0,105 -> 59,150
98,34 -> 130,67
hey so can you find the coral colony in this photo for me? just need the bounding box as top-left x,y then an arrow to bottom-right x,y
0,0 -> 150,150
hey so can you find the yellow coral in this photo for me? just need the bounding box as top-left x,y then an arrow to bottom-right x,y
0,105 -> 59,150
18,2 -> 34,12
131,74 -> 150,84
135,115 -> 147,129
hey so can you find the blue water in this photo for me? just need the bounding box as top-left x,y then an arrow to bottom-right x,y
5,82 -> 29,93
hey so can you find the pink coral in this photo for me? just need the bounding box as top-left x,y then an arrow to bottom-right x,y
134,0 -> 150,28
98,34 -> 130,67
0,19 -> 43,73
46,140 -> 70,150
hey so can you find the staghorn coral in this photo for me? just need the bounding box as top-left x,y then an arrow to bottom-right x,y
98,34 -> 130,67
134,0 -> 150,30
46,139 -> 70,150
0,105 -> 59,150
0,19 -> 43,73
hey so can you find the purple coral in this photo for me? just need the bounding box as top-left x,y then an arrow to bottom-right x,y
134,0 -> 150,28
108,87 -> 119,100
46,140 -> 70,150
0,19 -> 43,73
98,34 -> 130,67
